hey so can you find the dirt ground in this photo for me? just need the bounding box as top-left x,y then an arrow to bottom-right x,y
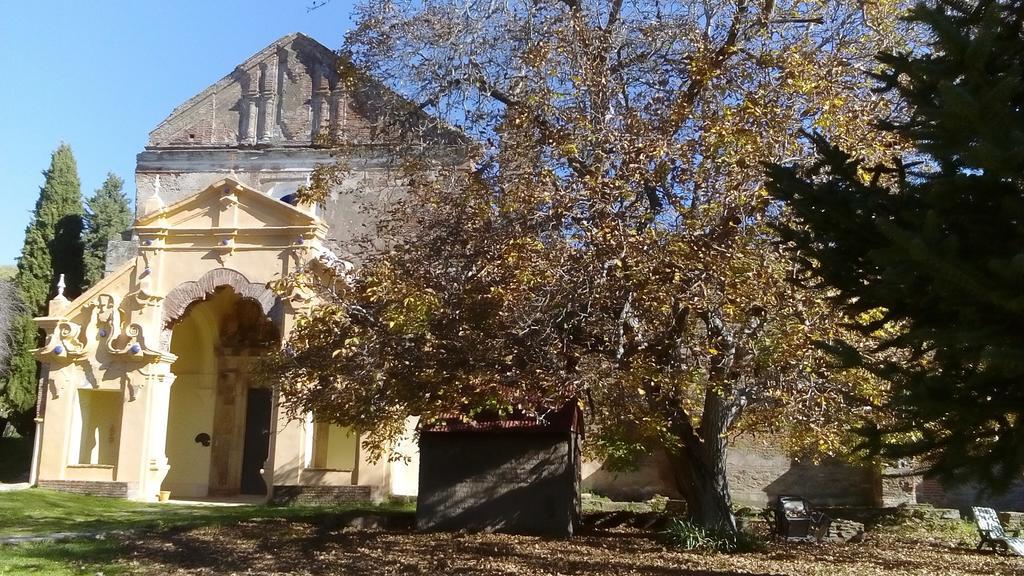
109,518 -> 1021,576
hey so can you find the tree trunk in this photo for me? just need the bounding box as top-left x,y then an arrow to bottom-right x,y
666,390 -> 738,532
668,440 -> 736,532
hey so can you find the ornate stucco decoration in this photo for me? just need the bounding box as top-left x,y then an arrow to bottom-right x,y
91,293 -> 120,337
44,365 -> 91,400
36,291 -> 175,369
35,319 -> 88,362
104,322 -> 170,362
129,369 -> 176,403
36,275 -> 88,362
88,293 -> 171,362
129,289 -> 164,309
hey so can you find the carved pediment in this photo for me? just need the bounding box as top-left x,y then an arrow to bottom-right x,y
134,178 -> 321,232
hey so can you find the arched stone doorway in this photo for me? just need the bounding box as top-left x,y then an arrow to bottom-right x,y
161,284 -> 280,499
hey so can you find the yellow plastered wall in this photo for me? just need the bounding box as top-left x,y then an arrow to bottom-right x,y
388,416 -> 420,497
70,389 -> 122,466
315,422 -> 360,471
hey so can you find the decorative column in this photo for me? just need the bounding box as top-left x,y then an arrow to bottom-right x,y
111,224 -> 176,500
258,52 -> 282,144
330,85 -> 344,140
237,67 -> 259,145
132,224 -> 168,351
267,284 -> 314,491
144,367 -> 176,499
33,278 -> 85,481
117,360 -> 176,500
311,67 -> 331,143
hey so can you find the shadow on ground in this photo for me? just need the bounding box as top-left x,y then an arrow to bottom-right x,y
1,496 -> 1016,576
112,520 -> 780,576
15,516 -> 1014,576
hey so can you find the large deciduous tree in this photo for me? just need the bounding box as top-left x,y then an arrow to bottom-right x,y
265,0 -> 912,530
767,0 -> 1024,490
3,143 -> 84,433
83,173 -> 132,288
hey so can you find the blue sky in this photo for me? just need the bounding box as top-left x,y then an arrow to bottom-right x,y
0,0 -> 357,265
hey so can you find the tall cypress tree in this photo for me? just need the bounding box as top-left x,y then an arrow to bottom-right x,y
2,144 -> 85,432
17,143 -> 85,311
83,173 -> 132,288
767,0 -> 1024,489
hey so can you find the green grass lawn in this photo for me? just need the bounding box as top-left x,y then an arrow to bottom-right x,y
0,489 -> 413,537
0,488 -> 414,575
1,538 -> 131,576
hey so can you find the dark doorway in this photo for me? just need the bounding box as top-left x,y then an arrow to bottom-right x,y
241,388 -> 272,495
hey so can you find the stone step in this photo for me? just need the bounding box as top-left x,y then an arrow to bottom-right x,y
270,485 -> 373,506
899,504 -> 961,521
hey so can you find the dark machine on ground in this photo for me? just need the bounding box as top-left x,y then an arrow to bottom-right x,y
769,496 -> 831,542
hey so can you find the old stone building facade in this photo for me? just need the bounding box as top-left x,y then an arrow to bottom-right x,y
30,33 -> 962,510
31,33 -> 429,503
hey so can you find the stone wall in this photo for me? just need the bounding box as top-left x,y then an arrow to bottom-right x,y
727,437 -> 875,507
917,477 -> 1024,512
417,431 -> 580,537
37,480 -> 129,498
582,451 -> 681,501
582,436 -> 875,508
104,237 -> 137,275
874,466 -> 921,508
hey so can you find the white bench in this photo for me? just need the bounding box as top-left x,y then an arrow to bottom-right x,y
973,506 -> 1024,555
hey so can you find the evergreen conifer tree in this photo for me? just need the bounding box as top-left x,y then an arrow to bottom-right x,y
2,144 -> 84,432
767,0 -> 1024,489
83,173 -> 132,287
